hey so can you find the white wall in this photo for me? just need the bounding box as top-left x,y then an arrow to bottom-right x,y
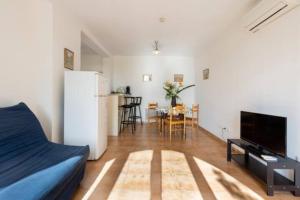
103,57 -> 114,92
51,0 -> 111,142
81,54 -> 103,72
0,0 -> 53,138
0,0 -> 112,143
52,1 -> 82,142
113,56 -> 196,119
195,7 -> 300,162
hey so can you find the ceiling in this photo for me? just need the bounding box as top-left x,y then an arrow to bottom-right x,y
61,0 -> 258,56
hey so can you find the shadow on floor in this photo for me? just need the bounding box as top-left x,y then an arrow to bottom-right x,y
213,169 -> 259,200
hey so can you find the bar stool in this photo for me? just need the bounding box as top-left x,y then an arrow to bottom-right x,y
127,97 -> 143,130
132,97 -> 143,127
119,97 -> 135,134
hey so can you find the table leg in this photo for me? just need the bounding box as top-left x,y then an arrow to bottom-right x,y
267,166 -> 274,196
295,166 -> 300,196
227,140 -> 232,162
160,114 -> 163,133
245,149 -> 249,164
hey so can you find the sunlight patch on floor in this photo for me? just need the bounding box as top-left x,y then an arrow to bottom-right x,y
193,157 -> 264,200
162,150 -> 203,200
107,150 -> 153,200
82,159 -> 115,200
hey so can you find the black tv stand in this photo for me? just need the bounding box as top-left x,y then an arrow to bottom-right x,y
245,145 -> 269,157
227,139 -> 300,196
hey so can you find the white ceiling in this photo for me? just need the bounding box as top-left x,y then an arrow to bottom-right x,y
62,0 -> 258,56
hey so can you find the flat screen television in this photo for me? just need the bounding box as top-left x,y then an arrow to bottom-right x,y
241,111 -> 287,157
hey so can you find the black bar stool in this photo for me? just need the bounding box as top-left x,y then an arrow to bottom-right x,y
132,97 -> 143,127
119,97 -> 135,134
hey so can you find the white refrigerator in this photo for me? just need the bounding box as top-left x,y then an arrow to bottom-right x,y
64,71 -> 109,160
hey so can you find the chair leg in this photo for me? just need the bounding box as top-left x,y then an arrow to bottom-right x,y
158,117 -> 160,134
184,123 -> 186,139
133,106 -> 136,130
160,116 -> 163,134
148,109 -> 152,123
131,107 -> 134,134
169,124 -> 172,142
163,121 -> 165,136
125,110 -> 128,127
139,106 -> 143,125
160,119 -> 162,136
131,117 -> 134,134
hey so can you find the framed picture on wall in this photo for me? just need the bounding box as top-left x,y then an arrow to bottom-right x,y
64,48 -> 74,70
174,74 -> 184,83
203,68 -> 209,80
143,74 -> 152,82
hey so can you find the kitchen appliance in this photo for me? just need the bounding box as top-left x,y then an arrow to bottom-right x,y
125,86 -> 131,95
64,71 -> 109,160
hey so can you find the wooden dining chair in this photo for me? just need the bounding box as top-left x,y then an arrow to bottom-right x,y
176,103 -> 183,107
147,102 -> 158,123
186,104 -> 199,128
163,106 -> 186,141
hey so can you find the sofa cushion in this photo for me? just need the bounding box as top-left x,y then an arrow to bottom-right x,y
0,156 -> 81,200
0,103 -> 47,147
0,141 -> 88,188
0,103 -> 89,191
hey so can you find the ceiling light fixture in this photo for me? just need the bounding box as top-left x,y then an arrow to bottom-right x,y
153,41 -> 160,55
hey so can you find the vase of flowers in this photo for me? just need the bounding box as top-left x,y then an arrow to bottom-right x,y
171,96 -> 177,107
163,81 -> 195,107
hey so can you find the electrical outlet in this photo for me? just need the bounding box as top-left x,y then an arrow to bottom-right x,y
221,127 -> 229,139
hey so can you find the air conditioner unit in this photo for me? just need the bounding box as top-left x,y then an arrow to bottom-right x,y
244,0 -> 300,33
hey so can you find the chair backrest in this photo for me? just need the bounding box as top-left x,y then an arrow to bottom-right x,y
0,103 -> 48,154
192,104 -> 199,118
192,104 -> 199,111
135,97 -> 142,105
174,103 -> 184,112
123,97 -> 135,105
176,103 -> 183,107
176,105 -> 186,114
169,105 -> 186,121
148,102 -> 158,109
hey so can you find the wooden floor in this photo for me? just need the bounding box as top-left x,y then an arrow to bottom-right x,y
73,124 -> 297,200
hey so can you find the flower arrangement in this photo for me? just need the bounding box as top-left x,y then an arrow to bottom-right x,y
163,81 -> 195,107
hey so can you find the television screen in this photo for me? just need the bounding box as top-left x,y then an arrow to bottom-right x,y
241,111 -> 286,157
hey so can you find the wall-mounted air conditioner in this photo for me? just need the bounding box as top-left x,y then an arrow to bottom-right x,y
244,0 -> 300,33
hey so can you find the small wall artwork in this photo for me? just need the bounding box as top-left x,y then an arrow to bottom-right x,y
203,68 -> 209,80
143,74 -> 152,82
174,74 -> 184,83
64,48 -> 74,70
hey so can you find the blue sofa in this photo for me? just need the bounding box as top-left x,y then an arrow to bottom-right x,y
0,103 -> 89,200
